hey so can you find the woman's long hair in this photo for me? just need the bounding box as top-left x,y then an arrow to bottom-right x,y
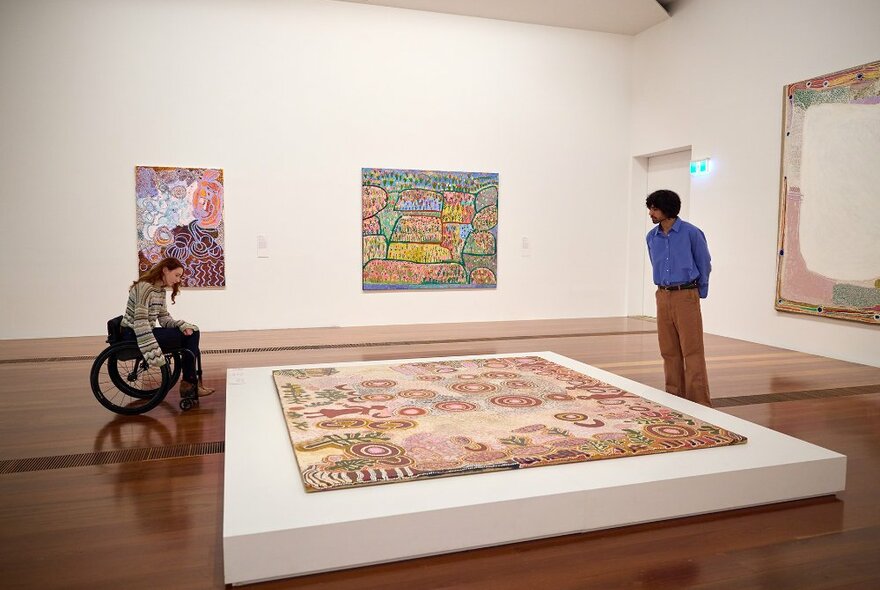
132,257 -> 184,303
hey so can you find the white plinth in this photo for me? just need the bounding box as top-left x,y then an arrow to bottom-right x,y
223,352 -> 846,585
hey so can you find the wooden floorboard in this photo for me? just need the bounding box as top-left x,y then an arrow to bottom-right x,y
0,317 -> 878,589
0,317 -> 659,361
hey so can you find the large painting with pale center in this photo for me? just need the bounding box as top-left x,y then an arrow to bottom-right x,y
775,59 -> 880,323
273,356 -> 746,492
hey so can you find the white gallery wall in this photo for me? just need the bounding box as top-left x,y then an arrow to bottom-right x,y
631,0 -> 880,367
1,0 -> 877,368
0,0 -> 633,340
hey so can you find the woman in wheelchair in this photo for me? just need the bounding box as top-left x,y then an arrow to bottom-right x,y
121,257 -> 214,398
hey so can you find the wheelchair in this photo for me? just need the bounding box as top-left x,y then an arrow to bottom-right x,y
89,316 -> 202,414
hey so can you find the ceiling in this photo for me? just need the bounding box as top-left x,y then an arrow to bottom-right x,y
332,0 -> 672,35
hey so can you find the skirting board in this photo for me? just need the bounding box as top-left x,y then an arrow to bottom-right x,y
223,351 -> 846,585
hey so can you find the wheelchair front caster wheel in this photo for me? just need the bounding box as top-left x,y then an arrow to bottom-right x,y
180,398 -> 196,411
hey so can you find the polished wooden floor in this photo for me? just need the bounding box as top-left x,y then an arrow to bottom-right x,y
1,317 -> 878,589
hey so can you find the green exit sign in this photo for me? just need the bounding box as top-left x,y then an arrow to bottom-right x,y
690,158 -> 711,176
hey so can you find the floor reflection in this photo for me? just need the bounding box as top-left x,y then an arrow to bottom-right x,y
93,410 -> 215,535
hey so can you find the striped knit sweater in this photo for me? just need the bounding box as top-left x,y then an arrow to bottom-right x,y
121,281 -> 198,368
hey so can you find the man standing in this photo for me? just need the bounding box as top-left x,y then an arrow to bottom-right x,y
645,189 -> 712,406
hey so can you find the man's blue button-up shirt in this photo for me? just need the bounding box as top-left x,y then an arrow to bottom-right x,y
646,218 -> 712,298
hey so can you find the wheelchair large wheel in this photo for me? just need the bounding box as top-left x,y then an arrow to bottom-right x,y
108,350 -> 182,399
90,344 -> 170,415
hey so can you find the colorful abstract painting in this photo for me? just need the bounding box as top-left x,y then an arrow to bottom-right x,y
273,355 -> 746,492
776,60 -> 880,324
362,168 -> 498,290
135,166 -> 225,287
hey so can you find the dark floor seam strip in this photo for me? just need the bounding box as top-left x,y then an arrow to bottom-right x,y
0,441 -> 225,475
713,384 -> 880,407
0,330 -> 658,364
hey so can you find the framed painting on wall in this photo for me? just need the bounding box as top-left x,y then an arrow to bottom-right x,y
135,166 -> 225,287
776,60 -> 880,324
362,167 -> 499,290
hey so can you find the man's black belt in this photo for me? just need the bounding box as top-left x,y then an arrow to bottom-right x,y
658,281 -> 698,291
